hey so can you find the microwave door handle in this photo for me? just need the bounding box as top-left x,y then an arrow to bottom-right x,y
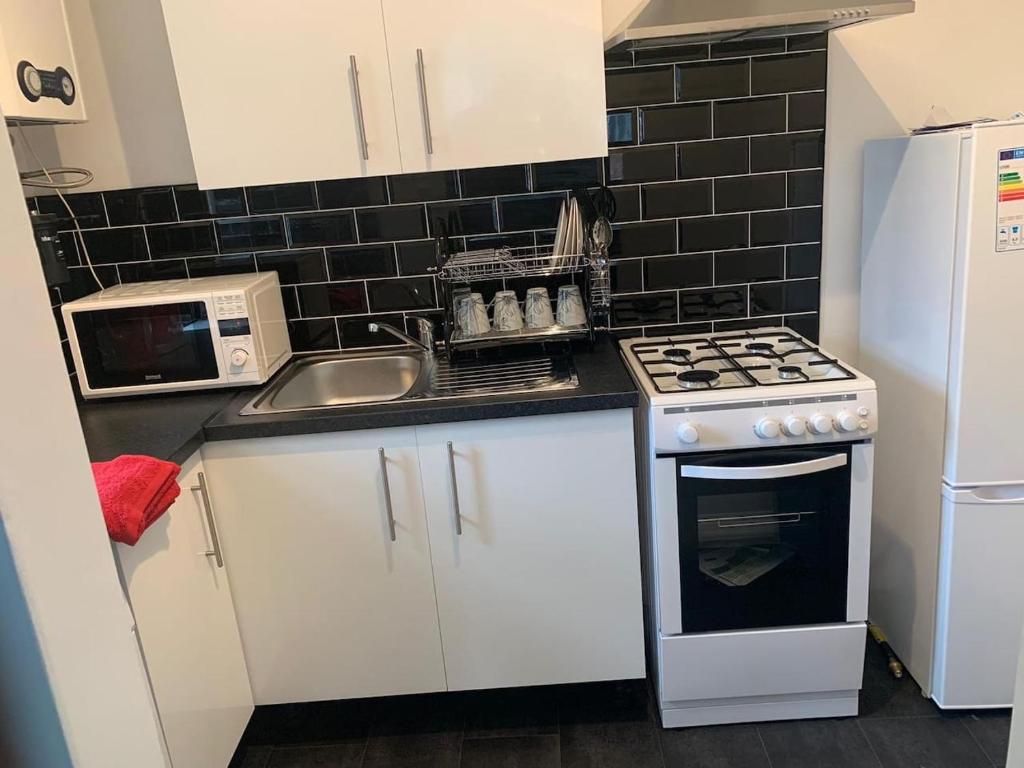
680,452 -> 848,481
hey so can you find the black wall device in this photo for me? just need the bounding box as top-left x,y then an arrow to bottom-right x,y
31,212 -> 70,287
17,60 -> 76,105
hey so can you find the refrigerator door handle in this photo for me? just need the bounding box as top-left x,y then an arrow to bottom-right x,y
942,485 -> 1024,504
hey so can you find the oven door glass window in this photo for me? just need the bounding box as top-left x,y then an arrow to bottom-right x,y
676,446 -> 852,633
72,302 -> 218,389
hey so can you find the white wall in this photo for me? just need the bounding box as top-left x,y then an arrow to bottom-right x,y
821,0 -> 1024,361
0,103 -> 168,765
10,0 -> 194,192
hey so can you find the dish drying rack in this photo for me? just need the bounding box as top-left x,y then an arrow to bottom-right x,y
431,237 -> 611,356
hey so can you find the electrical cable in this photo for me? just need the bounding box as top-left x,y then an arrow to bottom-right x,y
14,122 -> 102,289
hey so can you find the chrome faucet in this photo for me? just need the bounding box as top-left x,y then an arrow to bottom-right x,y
368,317 -> 435,355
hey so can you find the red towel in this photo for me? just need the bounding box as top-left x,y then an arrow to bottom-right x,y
92,455 -> 182,545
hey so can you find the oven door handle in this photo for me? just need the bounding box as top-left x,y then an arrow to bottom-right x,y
680,452 -> 848,480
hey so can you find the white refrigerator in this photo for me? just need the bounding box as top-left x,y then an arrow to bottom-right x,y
860,120 -> 1024,709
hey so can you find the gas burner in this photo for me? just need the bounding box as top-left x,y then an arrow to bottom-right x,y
745,342 -> 776,355
677,369 -> 720,389
778,365 -> 804,380
663,348 -> 692,363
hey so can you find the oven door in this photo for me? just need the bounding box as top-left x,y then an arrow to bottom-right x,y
70,301 -> 221,392
669,445 -> 853,634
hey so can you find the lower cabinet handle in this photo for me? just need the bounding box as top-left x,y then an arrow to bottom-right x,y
191,472 -> 224,568
447,441 -> 462,535
379,448 -> 397,542
415,48 -> 434,156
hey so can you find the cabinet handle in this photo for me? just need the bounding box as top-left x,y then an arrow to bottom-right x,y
349,54 -> 370,161
446,441 -> 462,535
415,48 -> 434,156
191,472 -> 224,568
378,448 -> 397,542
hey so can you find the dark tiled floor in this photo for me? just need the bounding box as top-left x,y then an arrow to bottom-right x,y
231,638 -> 1011,767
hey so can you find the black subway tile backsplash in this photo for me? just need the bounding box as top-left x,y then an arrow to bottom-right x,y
427,200 -> 498,236
367,276 -> 436,313
80,226 -> 148,264
714,96 -> 787,138
606,66 -> 675,108
285,211 -> 356,248
678,138 -> 749,179
218,215 -> 288,252
751,51 -> 827,94
316,177 -> 389,209
644,253 -> 713,290
356,205 -> 428,242
533,158 -> 603,192
499,193 -> 564,231
714,173 -> 787,213
327,244 -> 398,280
750,131 -> 825,172
607,145 -> 677,184
640,103 -> 711,143
245,182 -> 317,214
43,33 -> 823,356
788,92 -> 826,131
679,214 -> 749,253
610,220 -> 677,258
256,249 -> 328,284
460,165 -> 530,197
607,110 -> 638,147
714,247 -> 785,284
388,171 -> 459,203
37,192 -> 106,229
104,187 -> 176,225
174,185 -> 247,220
642,180 -> 713,219
288,318 -> 339,351
147,221 -> 218,259
677,59 -> 750,101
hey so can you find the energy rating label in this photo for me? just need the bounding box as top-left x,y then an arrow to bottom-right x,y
997,147 -> 1024,252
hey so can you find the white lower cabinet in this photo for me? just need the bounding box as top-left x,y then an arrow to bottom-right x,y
116,452 -> 253,768
201,427 -> 446,704
201,409 -> 645,705
416,410 -> 646,690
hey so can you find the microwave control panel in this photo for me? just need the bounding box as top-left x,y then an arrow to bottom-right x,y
213,292 -> 258,379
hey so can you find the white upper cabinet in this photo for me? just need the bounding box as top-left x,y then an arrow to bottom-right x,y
416,410 -> 645,691
201,427 -> 447,705
116,453 -> 253,768
160,0 -> 402,188
381,0 -> 607,173
160,1 -> 607,188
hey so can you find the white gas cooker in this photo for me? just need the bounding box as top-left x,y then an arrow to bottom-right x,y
621,327 -> 877,729
620,327 -> 877,454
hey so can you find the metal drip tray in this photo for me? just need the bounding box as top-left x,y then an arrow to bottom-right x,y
240,349 -> 578,415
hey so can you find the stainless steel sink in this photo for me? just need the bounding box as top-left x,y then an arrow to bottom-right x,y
240,347 -> 578,415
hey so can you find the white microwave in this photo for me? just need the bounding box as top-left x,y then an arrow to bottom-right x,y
63,272 -> 292,399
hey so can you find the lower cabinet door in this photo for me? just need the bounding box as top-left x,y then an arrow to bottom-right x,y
117,453 -> 253,768
202,428 -> 446,704
416,410 -> 646,691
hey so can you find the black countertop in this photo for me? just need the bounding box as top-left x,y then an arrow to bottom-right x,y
77,336 -> 637,464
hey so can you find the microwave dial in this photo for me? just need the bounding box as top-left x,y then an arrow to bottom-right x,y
229,348 -> 250,367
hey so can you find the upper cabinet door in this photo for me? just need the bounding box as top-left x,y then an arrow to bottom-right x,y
381,0 -> 607,173
160,0 -> 401,188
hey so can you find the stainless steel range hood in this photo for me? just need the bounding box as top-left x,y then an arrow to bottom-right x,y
605,0 -> 915,50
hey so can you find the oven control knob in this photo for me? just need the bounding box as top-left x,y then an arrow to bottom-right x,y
809,413 -> 834,434
754,417 -> 781,439
676,422 -> 700,444
783,416 -> 807,437
229,348 -> 249,367
835,410 -> 859,433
